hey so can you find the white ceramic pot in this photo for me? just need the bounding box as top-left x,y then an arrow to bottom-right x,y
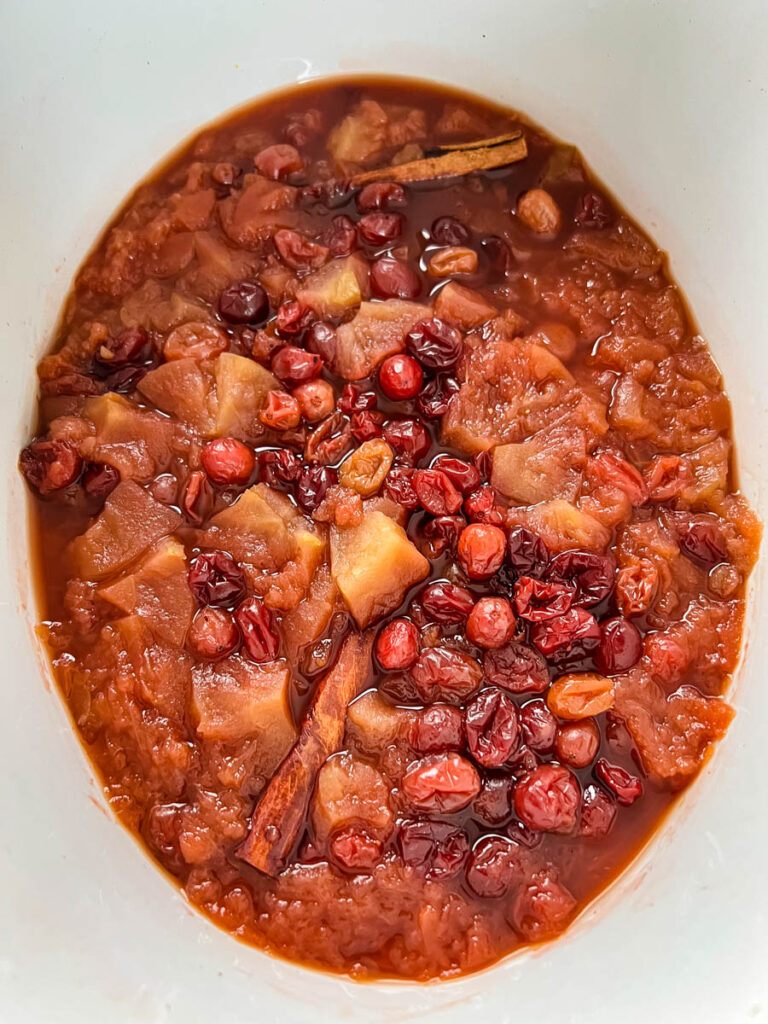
1,1 -> 766,1021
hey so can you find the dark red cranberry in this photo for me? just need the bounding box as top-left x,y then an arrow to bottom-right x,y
484,643 -> 550,695
82,462 -> 120,501
375,618 -> 420,670
382,418 -> 430,463
100,363 -> 150,393
219,281 -> 269,324
20,439 -> 82,495
95,326 -> 148,367
412,468 -> 462,515
339,384 -> 377,413
575,191 -> 614,229
357,182 -> 407,211
305,321 -> 338,363
421,581 -> 475,624
422,515 -> 466,558
295,465 -> 336,511
464,484 -> 505,526
322,214 -> 357,256
187,551 -> 246,607
545,550 -> 616,606
270,346 -> 323,386
330,827 -> 381,873
417,373 -> 460,419
506,526 -> 550,576
458,523 -> 506,579
356,212 -> 403,247
509,745 -> 540,776
299,179 -> 355,210
409,647 -> 482,705
397,819 -> 469,881
580,784 -> 618,837
556,720 -> 600,768
514,763 -> 581,832
406,318 -> 463,370
595,616 -> 643,675
530,606 -> 601,665
379,353 -> 423,400
676,518 -> 728,568
257,448 -> 301,489
409,705 -> 464,754
383,465 -> 419,509
473,449 -> 493,480
401,753 -> 481,812
507,819 -> 543,848
466,596 -> 516,649
181,470 -> 213,523
481,235 -> 513,274
274,229 -> 328,271
464,688 -> 520,767
473,777 -> 515,826
509,868 -> 577,941
431,216 -> 470,247
465,835 -> 525,899
275,300 -> 316,337
186,607 -> 240,660
370,258 -> 421,299
234,597 -> 280,662
514,577 -> 575,622
595,758 -> 643,805
351,410 -> 385,442
201,438 -> 255,486
304,411 -> 352,465
431,455 -> 480,494
519,699 -> 557,752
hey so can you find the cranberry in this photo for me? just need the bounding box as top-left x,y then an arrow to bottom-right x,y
458,523 -> 506,579
382,418 -> 430,463
102,363 -> 151,393
219,281 -> 269,324
422,515 -> 466,558
254,143 -> 303,180
20,439 -> 82,495
273,229 -> 328,271
375,618 -> 420,670
305,321 -> 338,363
644,632 -> 687,684
260,390 -> 301,430
295,465 -> 336,511
356,212 -> 403,247
616,560 -> 658,617
595,758 -> 643,805
676,517 -> 728,568
514,577 -> 575,621
575,190 -> 614,229
507,819 -> 543,849
465,835 -> 524,899
95,326 -> 148,367
431,455 -> 480,494
235,596 -> 280,662
417,373 -> 460,419
187,551 -> 246,607
588,450 -> 648,505
323,215 -> 357,256
329,827 -> 381,873
383,465 -> 419,509
181,470 -> 213,523
370,258 -> 422,299
83,462 -> 120,501
519,699 -> 557,752
510,869 -> 577,941
356,181 -> 407,212
351,410 -> 385,442
186,607 -> 240,660
410,704 -> 464,754
530,606 -> 601,664
644,454 -> 691,502
514,764 -> 581,832
149,476 -> 175,504
506,526 -> 550,576
464,688 -> 520,767
580,784 -> 618,837
431,216 -> 470,247
409,646 -> 482,705
412,468 -> 462,515
509,745 -> 540,776
300,179 -> 355,210
293,379 -> 335,422
401,752 -> 481,813
339,384 -> 377,413
556,720 -> 600,768
545,550 -> 616,606
379,353 -> 423,400
466,597 -> 516,649
595,616 -> 642,675
481,234 -> 513,274
473,777 -> 515,826
275,300 -> 316,337
484,642 -> 550,694
201,438 -> 255,487
397,819 -> 469,881
464,484 -> 505,526
304,411 -> 352,465
270,346 -> 323,386
406,318 -> 463,370
257,449 -> 301,489
421,581 -> 475,624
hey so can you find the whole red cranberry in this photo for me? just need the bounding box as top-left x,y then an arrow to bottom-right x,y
83,462 -> 120,501
370,258 -> 421,299
375,618 -> 420,670
201,438 -> 255,486
270,346 -> 323,386
187,551 -> 246,606
465,835 -> 525,899
409,646 -> 482,704
421,581 -> 475,624
351,410 -> 385,442
484,642 -> 550,694
409,705 -> 464,754
514,577 -> 575,621
431,455 -> 480,494
397,819 -> 469,881
181,470 -> 213,523
509,868 -> 577,941
235,597 -> 280,662
514,763 -> 581,833
384,465 -> 419,509
676,517 -> 728,568
275,300 -> 316,337
293,379 -> 335,423
519,699 -> 557,752
473,776 -> 515,826
323,215 -> 357,256
274,229 -> 328,271
305,321 -> 338,363
530,606 -> 601,664
417,373 -> 460,419
412,468 -> 462,515
481,235 -> 513,274
422,515 -> 466,558
575,191 -> 614,229
186,607 -> 240,660
464,688 -> 520,767
458,523 -> 506,579
431,216 -> 470,246
506,525 -> 550,576
356,212 -> 404,246
545,550 -> 616,606
595,758 -> 643,805
356,181 -> 407,211
580,784 -> 618,837
401,752 -> 481,813
466,597 -> 516,648
20,439 -> 83,494
295,465 -> 337,511
379,353 -> 423,400
339,384 -> 377,413
383,418 -> 430,463
330,827 -> 382,873
556,720 -> 600,768
595,616 -> 643,674
259,390 -> 301,430
406,318 -> 463,370
464,484 -> 505,526
219,281 -> 269,324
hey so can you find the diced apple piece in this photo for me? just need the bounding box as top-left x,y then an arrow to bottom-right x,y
281,565 -> 339,660
506,499 -> 611,553
120,282 -> 210,333
491,426 -> 588,504
99,538 -> 194,646
434,282 -> 497,330
214,352 -> 279,439
346,690 -> 414,755
201,484 -> 295,569
81,392 -> 176,481
334,300 -> 430,380
113,614 -> 193,721
295,254 -> 370,318
138,358 -> 216,434
330,509 -> 429,627
70,481 -> 182,581
192,656 -> 296,771
310,752 -> 393,842
221,177 -> 299,248
328,100 -> 388,166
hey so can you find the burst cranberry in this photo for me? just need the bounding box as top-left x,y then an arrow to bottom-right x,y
458,523 -> 506,579
510,869 -> 577,941
295,465 -> 336,511
181,470 -> 213,523
412,468 -> 462,515
270,345 -> 323,386
514,577 -> 575,621
83,462 -> 120,500
556,720 -> 600,768
304,411 -> 352,464
254,143 -> 303,180
339,384 -> 377,413
186,607 -> 240,660
406,318 -> 463,370
466,597 -> 516,649
506,525 -> 550,576
293,379 -> 335,422
514,763 -> 581,833
519,699 -> 558,752
356,212 -> 403,246
397,819 -> 469,881
351,410 -> 385,442
95,326 -> 148,367
484,643 -> 550,694
235,597 -> 280,662
275,300 -> 316,337
575,190 -> 614,228
417,373 -> 460,418
595,759 -> 643,805
383,418 -> 430,463
401,752 -> 480,813
595,616 -> 643,674
431,215 -> 470,246
384,465 -> 419,508
273,229 -> 328,271
464,688 -> 520,767
616,560 -> 658,617
545,550 -> 616,606
187,551 -> 246,606
422,515 -> 466,557
260,390 -> 301,430
305,321 -> 338,363
375,618 -> 420,670
644,454 -> 691,501
330,827 -> 381,873
431,455 -> 480,494
20,439 -> 82,494
481,234 -> 513,274
530,606 -> 601,664
465,835 -> 525,899
201,438 -> 255,486
379,353 -> 423,399
356,181 -> 407,211
421,581 -> 475,624
580,784 -> 618,837
464,484 -> 504,526
409,705 -> 464,754
473,777 -> 515,826
218,280 -> 269,324
370,258 -> 422,299
409,646 -> 482,705
257,449 -> 301,489
509,745 -> 540,776
676,517 -> 728,568
323,214 -> 357,256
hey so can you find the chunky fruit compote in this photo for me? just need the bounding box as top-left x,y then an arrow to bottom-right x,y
21,77 -> 760,979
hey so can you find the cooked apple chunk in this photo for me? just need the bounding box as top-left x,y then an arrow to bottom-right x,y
213,352 -> 279,439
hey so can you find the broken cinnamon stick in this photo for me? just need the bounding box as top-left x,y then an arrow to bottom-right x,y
349,133 -> 527,186
236,630 -> 374,876
435,130 -> 523,152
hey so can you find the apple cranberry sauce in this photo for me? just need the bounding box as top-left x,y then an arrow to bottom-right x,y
21,77 -> 760,979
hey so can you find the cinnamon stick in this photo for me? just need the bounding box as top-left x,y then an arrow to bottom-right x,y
435,130 -> 523,152
349,133 -> 527,186
236,630 -> 374,876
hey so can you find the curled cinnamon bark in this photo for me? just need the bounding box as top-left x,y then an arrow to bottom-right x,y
349,133 -> 527,186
